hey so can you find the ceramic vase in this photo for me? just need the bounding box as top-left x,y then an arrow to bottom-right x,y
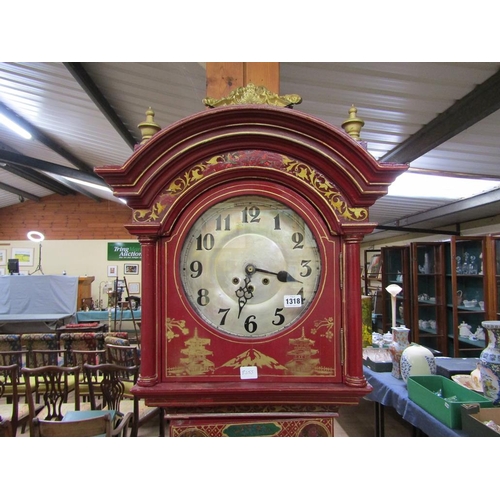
479,321 -> 500,405
388,326 -> 410,379
400,343 -> 436,383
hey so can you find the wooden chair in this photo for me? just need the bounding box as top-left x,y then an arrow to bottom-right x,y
0,362 -> 30,436
0,334 -> 22,352
106,343 -> 140,367
24,349 -> 76,404
63,349 -> 106,403
21,365 -> 84,436
0,417 -> 13,437
32,413 -> 114,437
60,331 -> 105,353
84,363 -> 139,436
85,363 -> 163,437
103,344 -> 163,435
104,332 -> 129,341
104,336 -> 131,351
21,333 -> 60,368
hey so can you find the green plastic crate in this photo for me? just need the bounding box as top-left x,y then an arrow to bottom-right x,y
407,375 -> 493,429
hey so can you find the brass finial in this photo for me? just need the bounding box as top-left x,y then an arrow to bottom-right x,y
203,83 -> 302,109
341,105 -> 365,140
138,107 -> 161,145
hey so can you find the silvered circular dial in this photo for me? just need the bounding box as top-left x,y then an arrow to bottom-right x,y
180,195 -> 321,338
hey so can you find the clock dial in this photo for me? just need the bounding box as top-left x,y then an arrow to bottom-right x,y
180,196 -> 321,338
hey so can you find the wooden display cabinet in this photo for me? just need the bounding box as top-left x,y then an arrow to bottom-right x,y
410,242 -> 446,354
363,249 -> 382,296
489,235 -> 500,321
445,236 -> 489,357
381,246 -> 411,334
363,249 -> 383,331
77,275 -> 95,310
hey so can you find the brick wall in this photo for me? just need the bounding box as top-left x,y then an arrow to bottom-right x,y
0,193 -> 133,240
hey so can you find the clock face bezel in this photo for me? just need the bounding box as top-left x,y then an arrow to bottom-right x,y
179,194 -> 322,339
171,183 -> 329,343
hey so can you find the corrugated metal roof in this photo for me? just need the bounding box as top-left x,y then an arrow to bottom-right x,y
1,62 -> 500,242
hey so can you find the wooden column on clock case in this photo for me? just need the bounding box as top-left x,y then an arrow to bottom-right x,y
136,235 -> 159,386
343,230 -> 374,386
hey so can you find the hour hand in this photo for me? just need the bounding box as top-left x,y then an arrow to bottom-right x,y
235,276 -> 254,318
254,267 -> 302,283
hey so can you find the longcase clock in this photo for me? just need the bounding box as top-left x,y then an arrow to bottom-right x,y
96,87 -> 407,430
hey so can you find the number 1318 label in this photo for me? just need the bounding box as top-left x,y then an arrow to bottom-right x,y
284,295 -> 303,308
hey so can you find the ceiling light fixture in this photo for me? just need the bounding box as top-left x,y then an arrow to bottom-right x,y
61,176 -> 128,204
388,173 -> 500,200
0,113 -> 32,140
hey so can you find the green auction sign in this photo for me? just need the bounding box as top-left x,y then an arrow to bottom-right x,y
107,242 -> 142,261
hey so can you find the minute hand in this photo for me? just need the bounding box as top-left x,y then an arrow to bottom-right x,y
254,268 -> 302,283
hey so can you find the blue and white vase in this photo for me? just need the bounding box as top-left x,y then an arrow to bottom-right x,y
479,321 -> 500,405
400,343 -> 436,383
388,326 -> 410,379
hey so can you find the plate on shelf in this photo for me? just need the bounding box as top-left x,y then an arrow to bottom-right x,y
451,374 -> 483,393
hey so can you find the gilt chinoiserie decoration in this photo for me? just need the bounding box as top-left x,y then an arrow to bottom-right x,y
95,95 -> 407,419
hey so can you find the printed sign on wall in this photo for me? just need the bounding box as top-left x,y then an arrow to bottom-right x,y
107,242 -> 142,261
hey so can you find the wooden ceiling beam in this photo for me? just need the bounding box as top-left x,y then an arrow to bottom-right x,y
206,62 -> 279,100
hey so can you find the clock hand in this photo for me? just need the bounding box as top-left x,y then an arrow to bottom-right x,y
235,275 -> 254,318
254,267 -> 302,283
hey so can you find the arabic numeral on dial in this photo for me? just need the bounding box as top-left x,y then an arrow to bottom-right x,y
218,308 -> 230,325
272,307 -> 285,326
195,233 -> 214,251
300,259 -> 312,277
241,206 -> 261,223
196,289 -> 210,306
274,214 -> 281,230
189,260 -> 203,278
215,214 -> 231,231
244,315 -> 257,334
291,232 -> 304,249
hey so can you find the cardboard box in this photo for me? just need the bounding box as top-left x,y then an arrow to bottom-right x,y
363,357 -> 392,372
435,357 -> 479,378
407,375 -> 493,429
363,346 -> 392,372
461,404 -> 500,437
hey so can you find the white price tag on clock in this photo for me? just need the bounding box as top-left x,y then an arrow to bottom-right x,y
240,366 -> 258,379
284,295 -> 303,308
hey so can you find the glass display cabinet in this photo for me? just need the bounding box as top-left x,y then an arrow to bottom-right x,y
381,246 -> 411,335
363,249 -> 383,332
445,236 -> 489,357
490,235 -> 500,321
410,242 -> 446,354
363,249 -> 382,296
